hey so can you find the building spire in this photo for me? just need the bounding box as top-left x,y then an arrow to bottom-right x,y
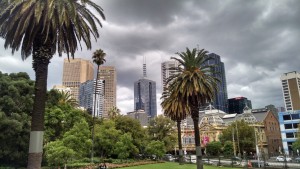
143,56 -> 147,78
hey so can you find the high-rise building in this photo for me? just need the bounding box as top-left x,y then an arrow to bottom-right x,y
161,60 -> 179,90
98,66 -> 116,118
79,79 -> 104,117
203,53 -> 228,112
134,61 -> 157,118
228,97 -> 252,114
278,110 -> 300,155
280,71 -> 300,111
62,58 -> 94,101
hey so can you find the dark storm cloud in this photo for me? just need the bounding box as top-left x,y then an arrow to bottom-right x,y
1,0 -> 300,113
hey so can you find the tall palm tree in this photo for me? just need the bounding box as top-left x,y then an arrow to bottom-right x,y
57,90 -> 78,107
169,48 -> 219,169
91,49 -> 106,162
0,1 -> 105,168
108,106 -> 121,120
161,87 -> 189,165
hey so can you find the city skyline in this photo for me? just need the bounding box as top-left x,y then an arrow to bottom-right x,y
1,0 -> 299,114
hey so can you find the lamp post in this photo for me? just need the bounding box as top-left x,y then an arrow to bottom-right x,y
254,128 -> 260,168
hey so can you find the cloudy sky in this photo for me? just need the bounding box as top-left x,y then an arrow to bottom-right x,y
0,0 -> 299,114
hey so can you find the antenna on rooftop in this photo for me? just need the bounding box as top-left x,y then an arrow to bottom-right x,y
143,56 -> 147,78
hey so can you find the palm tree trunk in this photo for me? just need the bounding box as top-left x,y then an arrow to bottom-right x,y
27,37 -> 52,169
91,65 -> 100,162
177,120 -> 184,165
191,108 -> 203,169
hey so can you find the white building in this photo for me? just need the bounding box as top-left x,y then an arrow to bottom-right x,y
79,79 -> 104,117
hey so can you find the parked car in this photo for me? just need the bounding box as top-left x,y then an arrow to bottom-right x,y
232,156 -> 242,161
184,155 -> 197,163
163,154 -> 175,161
276,156 -> 292,162
294,156 -> 300,163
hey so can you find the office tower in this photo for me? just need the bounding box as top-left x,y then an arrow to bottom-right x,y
98,66 -> 116,118
62,58 -> 94,101
79,79 -> 104,117
278,110 -> 300,155
228,97 -> 252,114
134,61 -> 157,118
161,60 -> 179,90
280,71 -> 300,111
203,53 -> 228,112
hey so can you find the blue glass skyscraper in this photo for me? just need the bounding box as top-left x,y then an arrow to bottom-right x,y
134,79 -> 157,118
134,61 -> 157,118
204,53 -> 228,112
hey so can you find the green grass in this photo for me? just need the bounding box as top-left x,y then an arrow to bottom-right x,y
118,162 -> 241,169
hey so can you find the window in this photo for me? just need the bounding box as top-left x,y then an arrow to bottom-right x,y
283,115 -> 291,120
291,114 -> 300,120
286,133 -> 294,138
284,124 -> 293,129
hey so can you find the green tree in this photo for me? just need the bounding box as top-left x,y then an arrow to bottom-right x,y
169,48 -> 219,169
94,120 -> 121,157
62,119 -> 92,159
292,140 -> 300,153
161,87 -> 188,164
206,141 -> 222,156
145,140 -> 166,160
44,140 -> 75,168
57,90 -> 78,107
220,120 -> 255,154
115,116 -> 148,154
0,1 -> 105,168
148,115 -> 177,151
223,141 -> 234,157
108,106 -> 121,120
0,72 -> 33,167
114,133 -> 139,159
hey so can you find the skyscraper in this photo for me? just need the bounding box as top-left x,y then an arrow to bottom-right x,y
203,53 -> 228,112
134,61 -> 157,118
280,71 -> 300,111
79,79 -> 104,117
62,58 -> 94,101
161,60 -> 179,90
228,97 -> 252,114
98,66 -> 116,118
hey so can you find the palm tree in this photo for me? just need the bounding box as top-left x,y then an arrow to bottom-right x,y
169,48 -> 219,169
108,106 -> 121,120
161,87 -> 189,165
0,1 -> 105,168
91,49 -> 106,162
57,90 -> 78,107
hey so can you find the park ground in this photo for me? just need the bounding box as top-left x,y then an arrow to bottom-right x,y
118,162 -> 240,169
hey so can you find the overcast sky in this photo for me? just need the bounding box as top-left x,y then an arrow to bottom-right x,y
0,0 -> 299,114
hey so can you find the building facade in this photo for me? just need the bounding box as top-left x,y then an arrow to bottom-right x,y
228,97 -> 252,114
126,109 -> 150,127
98,66 -> 117,118
280,71 -> 300,111
203,53 -> 228,113
62,58 -> 94,101
278,110 -> 300,155
161,60 -> 179,90
79,79 -> 104,117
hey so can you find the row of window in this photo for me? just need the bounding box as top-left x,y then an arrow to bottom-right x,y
283,114 -> 300,120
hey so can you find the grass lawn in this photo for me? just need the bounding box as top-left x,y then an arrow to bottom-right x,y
118,162 -> 241,169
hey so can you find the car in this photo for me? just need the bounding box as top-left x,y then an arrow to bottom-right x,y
163,154 -> 175,161
232,156 -> 242,161
294,156 -> 300,163
276,156 -> 292,162
184,155 -> 197,163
